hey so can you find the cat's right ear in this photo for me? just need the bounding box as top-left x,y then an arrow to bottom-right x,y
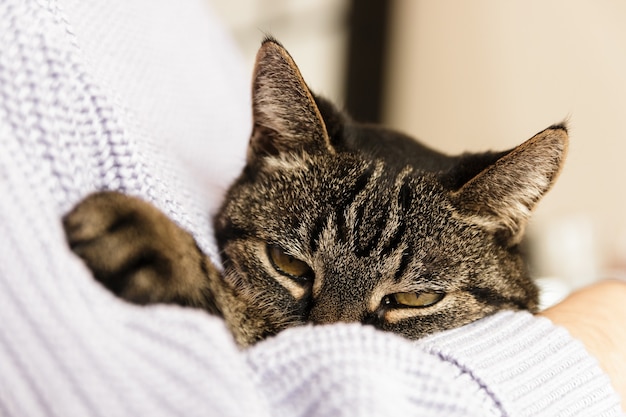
451,125 -> 569,246
248,38 -> 334,162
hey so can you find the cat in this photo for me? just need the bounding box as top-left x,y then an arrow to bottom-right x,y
63,38 -> 568,347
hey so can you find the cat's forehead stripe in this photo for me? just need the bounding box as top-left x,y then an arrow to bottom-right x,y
309,162 -> 416,261
309,163 -> 376,251
349,166 -> 414,258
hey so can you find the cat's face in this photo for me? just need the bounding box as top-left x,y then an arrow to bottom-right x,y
214,38 -> 567,344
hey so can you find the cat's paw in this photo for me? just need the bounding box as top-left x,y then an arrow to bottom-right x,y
63,191 -> 211,307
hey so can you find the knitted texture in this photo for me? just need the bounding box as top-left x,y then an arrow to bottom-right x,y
0,0 -> 622,416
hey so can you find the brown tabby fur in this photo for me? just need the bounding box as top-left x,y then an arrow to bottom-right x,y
64,38 -> 568,347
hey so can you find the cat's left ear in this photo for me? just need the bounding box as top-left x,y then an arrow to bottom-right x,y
452,125 -> 568,246
248,38 -> 333,162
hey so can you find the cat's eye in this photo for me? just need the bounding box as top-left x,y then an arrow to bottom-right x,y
267,245 -> 312,281
384,291 -> 444,308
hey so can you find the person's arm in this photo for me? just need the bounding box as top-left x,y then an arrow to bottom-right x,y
539,280 -> 626,411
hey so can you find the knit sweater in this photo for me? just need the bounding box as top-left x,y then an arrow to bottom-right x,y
0,0 -> 622,416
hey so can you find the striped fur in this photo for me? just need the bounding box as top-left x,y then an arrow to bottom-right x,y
214,39 -> 567,342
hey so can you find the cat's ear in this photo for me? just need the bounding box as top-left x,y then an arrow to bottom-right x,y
248,38 -> 333,162
451,125 -> 568,246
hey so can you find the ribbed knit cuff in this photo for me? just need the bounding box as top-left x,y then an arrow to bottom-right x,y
246,322 -> 495,417
417,310 -> 624,416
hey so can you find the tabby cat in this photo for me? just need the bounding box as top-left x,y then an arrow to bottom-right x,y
64,38 -> 568,347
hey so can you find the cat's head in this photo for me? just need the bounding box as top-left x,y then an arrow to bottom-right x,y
215,38 -> 568,346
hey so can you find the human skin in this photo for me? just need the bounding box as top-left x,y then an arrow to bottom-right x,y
539,280 -> 626,411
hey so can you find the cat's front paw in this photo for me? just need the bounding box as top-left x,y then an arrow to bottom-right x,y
63,191 -> 211,307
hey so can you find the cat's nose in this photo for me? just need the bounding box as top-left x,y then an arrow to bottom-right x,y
308,299 -> 364,325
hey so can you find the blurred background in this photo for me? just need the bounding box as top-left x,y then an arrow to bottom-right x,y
210,0 -> 626,306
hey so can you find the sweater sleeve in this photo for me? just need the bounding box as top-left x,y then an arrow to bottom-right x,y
417,310 -> 623,416
244,314 -> 624,417
0,1 -> 622,417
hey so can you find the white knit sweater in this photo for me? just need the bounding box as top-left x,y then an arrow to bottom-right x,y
0,1 -> 622,416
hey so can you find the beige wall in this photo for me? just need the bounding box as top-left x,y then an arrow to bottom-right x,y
384,0 -> 626,287
209,0 -> 349,105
